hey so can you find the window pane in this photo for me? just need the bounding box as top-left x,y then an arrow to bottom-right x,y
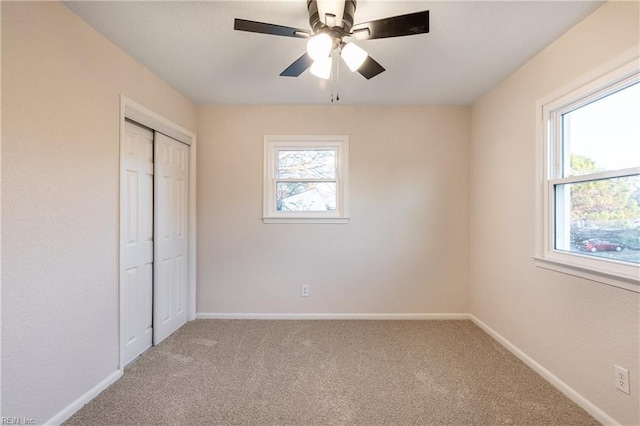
276,182 -> 337,212
554,175 -> 640,264
562,82 -> 640,177
278,150 -> 336,179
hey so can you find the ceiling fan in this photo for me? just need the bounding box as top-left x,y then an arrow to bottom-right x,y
234,0 -> 429,80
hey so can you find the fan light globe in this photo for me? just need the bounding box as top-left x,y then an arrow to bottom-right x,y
310,56 -> 332,79
307,33 -> 333,61
341,42 -> 368,72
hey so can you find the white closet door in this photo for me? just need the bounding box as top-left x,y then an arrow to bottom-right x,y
122,121 -> 154,366
153,132 -> 189,344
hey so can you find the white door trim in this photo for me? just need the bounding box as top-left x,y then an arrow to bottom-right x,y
118,95 -> 197,369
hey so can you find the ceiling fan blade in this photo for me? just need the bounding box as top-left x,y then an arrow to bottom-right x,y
280,53 -> 314,77
357,56 -> 385,80
351,11 -> 429,40
234,19 -> 312,39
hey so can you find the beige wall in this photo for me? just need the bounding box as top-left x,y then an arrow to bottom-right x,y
1,2 -> 197,423
469,2 -> 639,425
197,106 -> 470,315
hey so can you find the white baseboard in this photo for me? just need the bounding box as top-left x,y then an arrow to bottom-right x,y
469,315 -> 619,426
196,312 -> 471,320
44,369 -> 122,426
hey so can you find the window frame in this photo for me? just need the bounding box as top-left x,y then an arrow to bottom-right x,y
534,51 -> 640,293
263,135 -> 349,224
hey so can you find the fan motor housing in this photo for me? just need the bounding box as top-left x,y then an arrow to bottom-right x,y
307,0 -> 357,34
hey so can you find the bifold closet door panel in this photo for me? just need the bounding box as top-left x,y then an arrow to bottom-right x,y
122,120 -> 154,365
153,131 -> 189,344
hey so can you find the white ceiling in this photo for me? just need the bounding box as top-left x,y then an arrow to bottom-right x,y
63,1 -> 603,105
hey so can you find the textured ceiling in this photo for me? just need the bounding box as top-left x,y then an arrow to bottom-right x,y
63,1 -> 603,105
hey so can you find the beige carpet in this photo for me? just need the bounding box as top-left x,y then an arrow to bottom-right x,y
66,320 -> 598,425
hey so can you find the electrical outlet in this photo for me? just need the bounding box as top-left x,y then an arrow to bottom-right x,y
300,284 -> 310,297
615,365 -> 630,395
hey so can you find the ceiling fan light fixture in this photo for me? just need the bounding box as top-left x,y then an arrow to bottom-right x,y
341,42 -> 368,72
310,56 -> 333,79
306,33 -> 333,61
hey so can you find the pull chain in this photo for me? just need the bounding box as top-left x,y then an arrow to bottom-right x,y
330,50 -> 340,103
331,50 -> 336,103
336,54 -> 340,102
331,72 -> 334,103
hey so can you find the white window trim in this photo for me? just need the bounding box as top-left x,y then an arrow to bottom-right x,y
534,46 -> 640,293
263,135 -> 349,224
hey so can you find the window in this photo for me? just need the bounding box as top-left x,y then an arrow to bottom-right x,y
263,135 -> 349,223
536,56 -> 640,291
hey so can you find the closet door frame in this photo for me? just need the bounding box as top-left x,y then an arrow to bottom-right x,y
118,95 -> 197,370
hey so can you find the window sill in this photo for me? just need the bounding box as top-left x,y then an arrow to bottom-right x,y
532,255 -> 639,293
263,217 -> 349,224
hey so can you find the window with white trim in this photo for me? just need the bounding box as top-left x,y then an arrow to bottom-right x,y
537,58 -> 640,290
263,135 -> 349,224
